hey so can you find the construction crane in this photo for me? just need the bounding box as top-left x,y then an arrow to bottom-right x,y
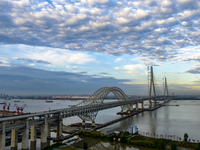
7,103 -> 10,112
13,104 -> 28,114
2,103 -> 7,112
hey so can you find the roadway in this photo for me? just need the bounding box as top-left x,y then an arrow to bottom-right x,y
0,96 -> 167,132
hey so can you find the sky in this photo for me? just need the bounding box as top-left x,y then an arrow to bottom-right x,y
0,0 -> 200,96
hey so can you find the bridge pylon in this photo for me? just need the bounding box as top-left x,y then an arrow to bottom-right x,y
164,77 -> 169,102
148,66 -> 156,108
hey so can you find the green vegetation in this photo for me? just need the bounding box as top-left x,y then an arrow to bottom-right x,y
196,143 -> 200,150
78,131 -> 200,150
184,133 -> 189,142
83,142 -> 88,150
170,142 -> 177,150
42,143 -> 65,150
79,130 -> 114,141
128,135 -> 169,149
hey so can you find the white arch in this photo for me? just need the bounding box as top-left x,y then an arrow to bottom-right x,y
75,87 -> 130,122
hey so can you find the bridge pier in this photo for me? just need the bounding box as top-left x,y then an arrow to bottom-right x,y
136,103 -> 138,111
0,122 -> 6,150
92,121 -> 95,127
153,100 -> 157,107
82,120 -> 85,126
128,104 -> 133,114
149,100 -> 152,108
141,102 -> 144,109
41,117 -> 47,150
56,120 -> 62,139
47,122 -> 51,147
129,104 -> 133,111
22,119 -> 29,150
11,129 -> 18,150
30,125 -> 36,150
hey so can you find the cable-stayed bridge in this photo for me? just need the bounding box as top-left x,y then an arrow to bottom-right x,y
0,66 -> 170,150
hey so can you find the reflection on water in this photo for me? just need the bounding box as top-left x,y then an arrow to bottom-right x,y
71,137 -> 156,150
100,100 -> 200,141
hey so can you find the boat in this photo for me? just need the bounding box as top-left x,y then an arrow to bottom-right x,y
14,100 -> 20,102
45,100 -> 53,103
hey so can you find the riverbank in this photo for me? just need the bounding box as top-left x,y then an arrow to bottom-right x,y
77,131 -> 199,150
46,130 -> 200,150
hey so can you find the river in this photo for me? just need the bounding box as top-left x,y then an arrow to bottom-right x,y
1,99 -> 200,149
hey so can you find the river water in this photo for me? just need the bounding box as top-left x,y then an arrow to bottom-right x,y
1,99 -> 200,149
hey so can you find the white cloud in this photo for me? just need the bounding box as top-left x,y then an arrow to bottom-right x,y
1,0 -> 200,63
0,57 -> 10,66
81,0 -> 109,6
160,0 -> 173,7
133,9 -> 149,20
115,18 -> 130,25
114,64 -> 146,76
115,58 -> 123,62
65,4 -> 77,13
89,21 -> 110,30
9,45 -> 96,67
177,10 -> 200,21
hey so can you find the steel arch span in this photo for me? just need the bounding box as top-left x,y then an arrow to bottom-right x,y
75,87 -> 130,122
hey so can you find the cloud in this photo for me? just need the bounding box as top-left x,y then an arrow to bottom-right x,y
183,55 -> 200,62
16,58 -> 50,65
115,58 -> 123,62
1,44 -> 96,68
185,64 -> 200,74
114,64 -> 146,76
0,0 -> 200,62
0,65 -> 142,95
0,57 -> 10,66
25,48 -> 96,65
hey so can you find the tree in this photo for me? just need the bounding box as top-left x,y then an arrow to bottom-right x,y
83,142 -> 88,150
120,136 -> 127,143
184,133 -> 189,142
196,143 -> 200,150
157,140 -> 166,149
171,142 -> 177,150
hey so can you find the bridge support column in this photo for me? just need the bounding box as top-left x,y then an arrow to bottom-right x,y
82,120 -> 85,126
141,102 -> 144,109
57,120 -> 62,139
11,129 -> 18,150
136,103 -> 138,111
154,100 -> 157,107
128,104 -> 133,114
47,122 -> 51,147
30,125 -> 36,150
41,117 -> 47,149
149,100 -> 152,108
22,119 -> 29,150
130,104 -> 133,111
92,121 -> 95,127
0,122 -> 6,150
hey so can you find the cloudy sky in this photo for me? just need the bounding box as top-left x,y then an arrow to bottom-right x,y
0,0 -> 200,96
